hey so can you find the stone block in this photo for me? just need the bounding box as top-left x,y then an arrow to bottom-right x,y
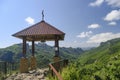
20,57 -> 29,73
30,56 -> 37,70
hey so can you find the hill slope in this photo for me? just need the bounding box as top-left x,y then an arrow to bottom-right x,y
0,43 -> 83,67
56,38 -> 120,80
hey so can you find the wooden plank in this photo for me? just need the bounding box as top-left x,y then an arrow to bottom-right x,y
49,64 -> 63,80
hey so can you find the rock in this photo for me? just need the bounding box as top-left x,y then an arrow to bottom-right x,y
34,71 -> 41,76
37,74 -> 44,79
29,70 -> 36,74
5,68 -> 49,80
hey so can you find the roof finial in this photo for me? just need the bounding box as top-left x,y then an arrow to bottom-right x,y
42,10 -> 44,21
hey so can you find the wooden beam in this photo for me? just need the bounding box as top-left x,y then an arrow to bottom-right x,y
55,36 -> 59,56
32,41 -> 35,56
23,37 -> 26,57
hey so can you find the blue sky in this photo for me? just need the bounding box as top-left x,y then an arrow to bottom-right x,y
0,0 -> 120,48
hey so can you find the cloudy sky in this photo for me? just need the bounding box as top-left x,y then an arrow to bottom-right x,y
0,0 -> 120,48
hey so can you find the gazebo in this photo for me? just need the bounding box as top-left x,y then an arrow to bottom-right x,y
12,13 -> 65,73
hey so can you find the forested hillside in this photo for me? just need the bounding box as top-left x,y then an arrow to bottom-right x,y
0,43 -> 83,67
51,38 -> 120,80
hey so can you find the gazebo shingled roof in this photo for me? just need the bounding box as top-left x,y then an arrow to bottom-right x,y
12,20 -> 65,41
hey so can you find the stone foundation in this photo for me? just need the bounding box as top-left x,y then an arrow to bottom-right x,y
30,56 -> 37,70
20,57 -> 28,73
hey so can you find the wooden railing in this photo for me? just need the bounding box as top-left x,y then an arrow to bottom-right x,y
49,59 -> 68,80
49,64 -> 63,80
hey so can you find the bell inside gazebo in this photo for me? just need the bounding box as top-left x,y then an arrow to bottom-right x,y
12,11 -> 65,73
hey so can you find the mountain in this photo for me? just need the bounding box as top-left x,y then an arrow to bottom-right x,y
81,47 -> 95,51
0,43 -> 84,67
54,38 -> 120,80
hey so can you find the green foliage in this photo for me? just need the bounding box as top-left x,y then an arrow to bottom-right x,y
49,38 -> 120,80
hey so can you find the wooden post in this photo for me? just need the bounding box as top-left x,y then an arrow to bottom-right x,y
55,36 -> 59,57
32,40 -> 35,56
54,36 -> 61,71
30,40 -> 36,70
20,37 -> 28,73
23,37 -> 26,57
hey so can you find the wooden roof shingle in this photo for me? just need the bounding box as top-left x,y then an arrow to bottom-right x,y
12,20 -> 65,41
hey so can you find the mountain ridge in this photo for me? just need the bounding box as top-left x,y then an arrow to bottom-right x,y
0,43 -> 84,67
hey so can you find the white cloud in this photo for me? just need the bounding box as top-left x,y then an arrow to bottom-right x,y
88,24 -> 100,29
104,10 -> 120,21
89,0 -> 120,7
77,31 -> 93,38
87,32 -> 120,43
108,21 -> 117,26
89,0 -> 104,7
105,0 -> 120,7
25,17 -> 35,25
74,41 -> 77,43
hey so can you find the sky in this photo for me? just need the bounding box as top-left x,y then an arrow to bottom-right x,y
0,0 -> 120,48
